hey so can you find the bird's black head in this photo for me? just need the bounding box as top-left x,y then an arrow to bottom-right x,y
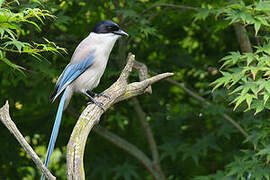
92,20 -> 128,37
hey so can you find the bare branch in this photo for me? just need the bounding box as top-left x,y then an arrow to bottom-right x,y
67,53 -> 173,180
132,98 -> 159,162
118,52 -> 135,83
0,101 -> 56,180
133,60 -> 152,94
115,72 -> 173,103
153,3 -> 199,10
131,98 -> 166,180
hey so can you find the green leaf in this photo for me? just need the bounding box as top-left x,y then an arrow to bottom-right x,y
0,56 -> 24,74
0,27 -> 16,39
211,72 -> 232,91
256,44 -> 270,55
229,70 -> 244,87
160,142 -> 180,161
194,8 -> 211,21
264,81 -> 270,93
254,21 -> 261,36
244,52 -> 257,66
112,162 -> 139,180
255,1 -> 270,11
140,26 -> 156,37
256,145 -> 270,156
246,94 -> 256,110
4,39 -> 31,53
220,51 -> 242,69
252,100 -> 264,115
229,85 -> 243,95
231,93 -> 247,111
264,91 -> 270,105
249,67 -> 259,80
23,19 -> 41,31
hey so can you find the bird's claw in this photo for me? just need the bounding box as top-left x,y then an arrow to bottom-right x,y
94,92 -> 110,99
87,101 -> 105,111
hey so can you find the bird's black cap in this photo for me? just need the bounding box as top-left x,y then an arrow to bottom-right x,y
92,20 -> 128,37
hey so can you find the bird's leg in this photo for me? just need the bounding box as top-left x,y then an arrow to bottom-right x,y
86,90 -> 110,99
83,92 -> 105,111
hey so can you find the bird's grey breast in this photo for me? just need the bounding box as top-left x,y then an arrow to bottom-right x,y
76,48 -> 111,92
70,33 -> 117,93
70,36 -> 94,64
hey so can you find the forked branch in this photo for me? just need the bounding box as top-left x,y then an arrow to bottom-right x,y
66,53 -> 173,180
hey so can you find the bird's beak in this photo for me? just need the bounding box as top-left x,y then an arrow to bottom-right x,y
113,29 -> 129,37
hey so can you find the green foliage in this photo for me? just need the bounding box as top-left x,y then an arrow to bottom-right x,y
0,0 -> 64,71
194,171 -> 229,180
2,0 -> 270,180
205,0 -> 270,180
221,1 -> 270,36
195,1 -> 270,36
211,47 -> 270,113
226,150 -> 270,180
112,162 -> 140,180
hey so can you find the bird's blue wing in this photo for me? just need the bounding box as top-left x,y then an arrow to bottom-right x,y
51,53 -> 95,101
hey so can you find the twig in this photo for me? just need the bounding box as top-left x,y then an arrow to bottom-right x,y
0,47 -> 60,54
66,53 -> 173,180
132,98 -> 159,162
0,101 -> 56,180
131,98 -> 166,180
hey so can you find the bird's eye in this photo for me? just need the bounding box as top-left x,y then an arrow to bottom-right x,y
108,25 -> 119,31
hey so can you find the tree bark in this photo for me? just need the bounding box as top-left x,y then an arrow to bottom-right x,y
66,53 -> 173,180
233,23 -> 253,53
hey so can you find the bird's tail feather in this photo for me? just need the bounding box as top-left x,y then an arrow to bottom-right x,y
41,88 -> 68,180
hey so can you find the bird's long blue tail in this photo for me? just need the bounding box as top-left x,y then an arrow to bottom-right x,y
41,89 -> 68,180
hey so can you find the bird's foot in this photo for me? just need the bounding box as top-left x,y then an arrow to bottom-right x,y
93,92 -> 110,99
84,91 -> 105,111
87,100 -> 105,111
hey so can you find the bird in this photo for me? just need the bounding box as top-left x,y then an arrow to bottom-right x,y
41,20 -> 128,180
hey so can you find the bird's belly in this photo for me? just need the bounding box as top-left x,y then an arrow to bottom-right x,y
72,65 -> 105,93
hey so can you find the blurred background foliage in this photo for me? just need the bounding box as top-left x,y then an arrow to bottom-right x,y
1,0 -> 270,179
